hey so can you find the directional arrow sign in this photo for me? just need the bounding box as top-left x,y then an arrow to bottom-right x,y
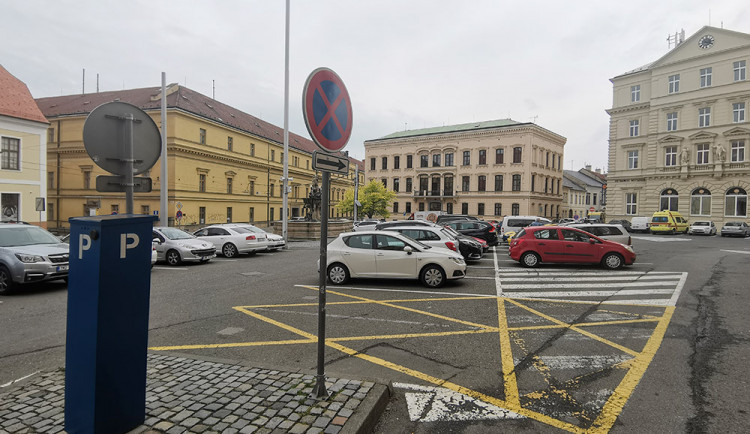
312,150 -> 349,175
96,175 -> 152,193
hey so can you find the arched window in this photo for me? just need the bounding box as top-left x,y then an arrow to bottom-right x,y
690,188 -> 711,216
660,188 -> 679,211
725,187 -> 748,217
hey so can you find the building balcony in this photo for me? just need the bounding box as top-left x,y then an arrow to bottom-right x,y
415,165 -> 457,173
413,190 -> 455,198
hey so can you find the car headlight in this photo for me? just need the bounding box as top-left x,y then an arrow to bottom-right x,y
624,245 -> 634,253
451,256 -> 465,265
15,253 -> 45,263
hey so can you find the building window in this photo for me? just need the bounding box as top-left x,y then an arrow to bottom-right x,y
405,202 -> 411,213
227,136 -> 233,151
270,184 -> 275,196
393,202 -> 399,213
660,189 -> 679,211
199,128 -> 206,144
494,203 -> 502,216
370,158 -> 376,170
691,188 -> 712,216
461,176 -> 470,192
626,193 -> 637,215
419,202 -> 425,212
667,112 -> 678,131
406,155 -> 413,168
47,202 -> 54,221
445,153 -> 454,166
477,203 -> 485,216
250,143 -> 255,156
420,155 -> 429,168
668,74 -> 680,93
381,156 -> 388,170
631,84 -> 641,102
249,207 -> 255,222
393,178 -> 400,192
734,60 -> 747,82
665,146 -> 677,166
629,119 -> 639,137
48,127 -> 55,143
270,208 -> 275,221
511,203 -> 520,216
432,154 -> 441,167
733,102 -> 746,123
83,170 -> 91,189
48,171 -> 54,189
199,174 -> 206,192
478,175 -> 486,192
494,175 -> 503,191
700,67 -> 712,87
0,193 -> 19,222
478,150 -> 487,165
725,187 -> 748,217
110,204 -> 119,215
459,203 -> 467,214
512,174 -> 521,191
1,137 -> 20,170
699,107 -> 711,127
731,140 -> 745,162
627,150 -> 638,169
513,147 -> 522,163
406,177 -> 412,192
249,180 -> 255,196
697,143 -> 710,165
381,178 -> 387,188
462,151 -> 471,166
531,174 -> 535,192
495,148 -> 504,164
226,207 -> 233,223
394,156 -> 400,169
227,178 -> 233,194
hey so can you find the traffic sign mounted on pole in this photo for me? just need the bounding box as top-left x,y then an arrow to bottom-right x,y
302,68 -> 353,153
312,151 -> 349,175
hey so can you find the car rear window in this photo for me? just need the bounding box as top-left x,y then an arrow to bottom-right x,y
507,219 -> 533,227
694,222 -> 709,226
533,229 -> 559,240
344,235 -> 373,249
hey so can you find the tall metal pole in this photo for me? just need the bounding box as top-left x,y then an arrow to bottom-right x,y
353,165 -> 359,223
312,171 -> 330,399
160,73 -> 168,225
281,0 -> 290,245
124,114 -> 135,214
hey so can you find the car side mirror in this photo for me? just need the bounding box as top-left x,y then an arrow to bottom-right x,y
589,239 -> 596,244
404,246 -> 413,255
153,238 -> 162,245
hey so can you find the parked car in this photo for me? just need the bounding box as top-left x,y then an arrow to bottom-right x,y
509,226 -> 636,269
375,220 -> 437,231
567,223 -> 632,245
152,227 -> 216,266
323,231 -> 466,288
608,219 -> 632,232
0,223 -> 70,294
630,217 -> 651,233
264,232 -> 286,250
385,226 -> 461,255
435,214 -> 478,224
228,224 -> 279,251
499,216 -> 552,237
441,226 -> 485,260
193,225 -> 269,257
352,220 -> 379,231
650,211 -> 689,234
688,221 -> 717,236
442,220 -> 498,246
151,241 -> 158,267
720,221 -> 750,237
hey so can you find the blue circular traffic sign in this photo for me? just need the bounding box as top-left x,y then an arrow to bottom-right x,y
302,68 -> 353,152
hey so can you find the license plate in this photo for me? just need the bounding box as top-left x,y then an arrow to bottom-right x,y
57,265 -> 69,272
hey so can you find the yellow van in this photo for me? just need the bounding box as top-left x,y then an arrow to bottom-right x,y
650,211 -> 689,234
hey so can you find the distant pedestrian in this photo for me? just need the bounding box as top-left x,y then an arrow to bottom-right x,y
530,218 -> 544,227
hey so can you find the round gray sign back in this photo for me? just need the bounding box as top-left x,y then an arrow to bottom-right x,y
83,101 -> 161,176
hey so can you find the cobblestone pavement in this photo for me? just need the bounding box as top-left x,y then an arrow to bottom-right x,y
0,354 -> 388,434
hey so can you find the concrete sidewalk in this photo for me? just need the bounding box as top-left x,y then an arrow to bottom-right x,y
0,353 -> 389,434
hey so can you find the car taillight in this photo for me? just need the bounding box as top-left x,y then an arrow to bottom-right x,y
246,235 -> 256,240
445,241 -> 457,252
488,226 -> 495,233
627,236 -> 632,245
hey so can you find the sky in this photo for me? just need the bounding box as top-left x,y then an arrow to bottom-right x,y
3,0 -> 749,172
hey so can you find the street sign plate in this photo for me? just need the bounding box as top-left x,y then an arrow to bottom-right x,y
96,175 -> 152,193
312,151 -> 349,175
302,68 -> 353,152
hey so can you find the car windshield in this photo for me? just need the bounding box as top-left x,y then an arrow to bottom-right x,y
159,227 -> 195,240
0,226 -> 62,247
726,222 -> 741,226
440,228 -> 458,240
694,222 -> 709,226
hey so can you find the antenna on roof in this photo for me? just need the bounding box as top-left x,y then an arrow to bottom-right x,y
212,80 -> 215,99
96,74 -> 99,93
666,29 -> 685,49
82,68 -> 85,95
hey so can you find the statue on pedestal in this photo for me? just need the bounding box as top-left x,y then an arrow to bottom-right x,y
302,175 -> 322,221
714,144 -> 726,162
681,147 -> 690,165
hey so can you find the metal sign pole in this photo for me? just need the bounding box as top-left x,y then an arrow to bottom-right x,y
312,170 -> 330,399
124,113 -> 135,214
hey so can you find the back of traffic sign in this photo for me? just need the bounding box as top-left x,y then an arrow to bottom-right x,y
302,68 -> 353,153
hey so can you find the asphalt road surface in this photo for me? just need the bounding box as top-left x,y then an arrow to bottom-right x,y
1,233 -> 748,433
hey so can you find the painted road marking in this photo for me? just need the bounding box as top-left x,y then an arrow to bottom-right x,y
394,382 -> 524,422
630,236 -> 691,242
0,371 -> 40,388
720,249 -> 750,254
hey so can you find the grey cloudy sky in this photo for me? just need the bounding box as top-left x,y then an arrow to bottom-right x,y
3,0 -> 748,171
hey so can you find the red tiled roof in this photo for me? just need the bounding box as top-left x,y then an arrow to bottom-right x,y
34,84 -> 363,169
0,65 -> 48,124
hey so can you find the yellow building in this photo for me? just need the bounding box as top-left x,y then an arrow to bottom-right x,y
0,65 -> 49,226
35,84 -> 364,231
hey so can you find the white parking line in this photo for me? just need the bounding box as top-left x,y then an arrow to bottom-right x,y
720,249 -> 750,254
0,371 -> 39,388
394,382 -> 523,422
294,284 -> 496,298
504,288 -> 675,298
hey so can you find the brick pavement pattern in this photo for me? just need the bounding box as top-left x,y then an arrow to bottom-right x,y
0,354 -> 376,434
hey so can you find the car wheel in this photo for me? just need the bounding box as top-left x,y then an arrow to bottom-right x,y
166,249 -> 182,266
0,265 -> 14,295
521,252 -> 540,268
602,253 -> 624,270
327,263 -> 349,285
222,243 -> 238,258
420,264 -> 446,288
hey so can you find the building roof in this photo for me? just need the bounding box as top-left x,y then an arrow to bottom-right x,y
0,65 -> 48,124
564,170 -> 604,188
369,118 -> 524,141
562,176 -> 585,191
34,84 -> 363,169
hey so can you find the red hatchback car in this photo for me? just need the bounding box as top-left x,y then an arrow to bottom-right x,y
509,226 -> 636,269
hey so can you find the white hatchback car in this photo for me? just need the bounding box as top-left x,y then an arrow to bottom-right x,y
152,227 -> 216,266
193,225 -> 269,257
688,221 -> 716,235
324,231 -> 466,288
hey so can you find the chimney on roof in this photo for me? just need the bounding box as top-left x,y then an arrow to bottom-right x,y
595,168 -> 601,174
585,164 -> 592,171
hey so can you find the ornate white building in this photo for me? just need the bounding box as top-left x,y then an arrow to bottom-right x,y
607,26 -> 750,225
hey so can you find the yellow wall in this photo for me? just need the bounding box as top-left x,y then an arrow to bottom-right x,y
1,123 -> 46,225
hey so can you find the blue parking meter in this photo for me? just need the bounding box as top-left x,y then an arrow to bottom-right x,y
65,215 -> 157,434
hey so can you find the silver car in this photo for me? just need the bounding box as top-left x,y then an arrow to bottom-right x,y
0,223 -> 69,294
568,223 -> 631,245
720,221 -> 750,237
152,227 -> 216,266
193,225 -> 269,257
224,224 -> 278,251
688,221 -> 716,235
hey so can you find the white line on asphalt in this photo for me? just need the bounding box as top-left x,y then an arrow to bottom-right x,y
513,355 -> 632,370
504,289 -> 675,298
152,266 -> 189,270
294,284 -> 496,298
502,281 -> 677,289
630,236 -> 692,242
668,272 -> 689,306
498,275 -> 682,282
0,371 -> 40,388
508,296 -> 674,306
493,247 -> 502,296
720,249 -> 750,254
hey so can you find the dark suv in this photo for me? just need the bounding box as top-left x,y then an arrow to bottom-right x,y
435,214 -> 478,224
442,220 -> 498,246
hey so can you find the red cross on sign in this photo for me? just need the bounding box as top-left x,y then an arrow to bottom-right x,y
302,68 -> 353,153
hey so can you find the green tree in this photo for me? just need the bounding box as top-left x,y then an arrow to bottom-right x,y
336,180 -> 396,219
